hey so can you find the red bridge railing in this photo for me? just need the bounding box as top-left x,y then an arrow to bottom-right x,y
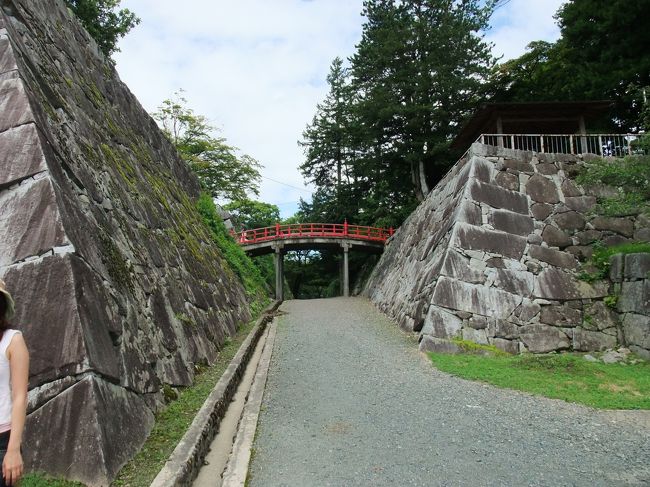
232,222 -> 394,245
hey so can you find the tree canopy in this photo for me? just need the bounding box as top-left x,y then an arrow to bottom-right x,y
153,92 -> 262,202
223,199 -> 280,230
490,0 -> 650,131
64,0 -> 140,57
298,0 -> 496,228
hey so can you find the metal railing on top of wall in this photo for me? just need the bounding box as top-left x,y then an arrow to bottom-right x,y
477,133 -> 646,157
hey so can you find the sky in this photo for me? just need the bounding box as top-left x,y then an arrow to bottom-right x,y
114,0 -> 565,218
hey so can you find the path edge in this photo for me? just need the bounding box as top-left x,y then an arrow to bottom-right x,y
150,300 -> 282,487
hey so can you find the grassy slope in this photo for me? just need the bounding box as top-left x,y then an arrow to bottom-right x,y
428,352 -> 650,410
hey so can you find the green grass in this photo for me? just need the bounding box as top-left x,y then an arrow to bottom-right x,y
428,352 -> 650,410
20,476 -> 85,487
579,241 -> 650,282
111,318 -> 259,486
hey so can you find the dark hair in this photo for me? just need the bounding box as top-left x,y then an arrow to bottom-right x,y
0,294 -> 8,334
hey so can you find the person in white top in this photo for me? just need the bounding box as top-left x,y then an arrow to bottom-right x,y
0,280 -> 28,487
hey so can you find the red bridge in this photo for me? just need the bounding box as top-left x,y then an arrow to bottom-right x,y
233,222 -> 393,245
232,222 -> 394,300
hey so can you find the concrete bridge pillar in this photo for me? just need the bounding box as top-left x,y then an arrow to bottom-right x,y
273,244 -> 284,301
341,242 -> 350,297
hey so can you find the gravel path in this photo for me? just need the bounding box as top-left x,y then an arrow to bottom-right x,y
248,298 -> 650,486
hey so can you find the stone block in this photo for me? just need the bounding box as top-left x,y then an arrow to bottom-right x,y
592,216 -> 634,237
576,230 -> 602,245
0,177 -> 68,267
602,235 -> 630,247
0,77 -> 35,132
503,159 -> 534,173
469,156 -> 496,182
633,227 -> 650,242
24,375 -> 154,486
618,280 -> 650,314
561,179 -> 583,197
468,315 -> 488,329
489,319 -> 520,339
514,299 -> 541,322
495,171 -> 519,191
486,257 -> 506,268
533,268 -> 608,300
536,163 -> 558,175
489,209 -> 534,236
573,328 -> 617,352
492,338 -> 519,354
583,301 -> 619,332
4,254 -> 121,385
421,305 -> 463,339
553,211 -> 586,232
462,327 -> 489,345
419,336 -> 461,354
519,324 -> 570,353
0,36 -> 19,75
494,269 -> 534,296
431,276 -> 522,319
540,305 -> 582,327
0,124 -> 48,187
565,246 -> 593,261
541,225 -> 572,248
468,180 -> 529,214
456,200 -> 482,225
564,196 -> 596,212
531,203 -> 553,221
528,245 -> 578,269
452,223 -> 527,260
609,254 -> 624,282
624,253 -> 650,280
525,174 -> 559,204
440,249 -> 485,284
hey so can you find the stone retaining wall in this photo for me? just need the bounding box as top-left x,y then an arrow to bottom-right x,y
365,143 -> 648,356
1,1 -> 251,483
612,253 -> 650,359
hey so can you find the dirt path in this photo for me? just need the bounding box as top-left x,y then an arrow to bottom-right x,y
248,298 -> 650,486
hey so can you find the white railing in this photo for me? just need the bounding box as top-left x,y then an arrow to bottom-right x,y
477,133 -> 646,157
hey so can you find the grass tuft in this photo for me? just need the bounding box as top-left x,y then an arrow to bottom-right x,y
428,352 -> 650,410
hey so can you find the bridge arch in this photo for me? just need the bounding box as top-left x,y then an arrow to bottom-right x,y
233,223 -> 392,300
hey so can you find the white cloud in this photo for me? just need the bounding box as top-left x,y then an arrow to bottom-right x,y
115,0 -> 564,218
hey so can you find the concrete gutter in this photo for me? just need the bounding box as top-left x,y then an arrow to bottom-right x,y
150,300 -> 282,487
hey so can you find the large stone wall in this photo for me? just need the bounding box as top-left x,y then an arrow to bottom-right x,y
0,0 -> 251,483
365,143 -> 648,357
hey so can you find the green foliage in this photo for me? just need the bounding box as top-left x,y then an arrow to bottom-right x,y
113,319 -> 259,486
579,241 -> 650,282
64,0 -> 140,57
153,92 -> 262,201
20,475 -> 84,487
299,0 -> 496,229
196,193 -> 269,306
576,155 -> 650,216
450,338 -> 510,357
490,0 -> 650,131
428,352 -> 650,409
223,199 -> 280,230
603,295 -> 619,309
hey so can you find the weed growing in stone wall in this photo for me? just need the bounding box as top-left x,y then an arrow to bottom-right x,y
578,241 -> 650,282
196,193 -> 270,312
576,155 -> 650,216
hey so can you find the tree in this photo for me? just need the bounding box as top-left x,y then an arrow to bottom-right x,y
153,92 -> 262,201
222,199 -> 280,230
351,0 -> 496,201
490,0 -> 650,131
65,0 -> 140,57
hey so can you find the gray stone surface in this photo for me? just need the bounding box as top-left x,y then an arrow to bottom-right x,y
553,211 -> 586,231
540,305 -> 582,327
526,174 -> 560,203
529,245 -> 578,269
541,225 -> 572,248
592,216 -> 635,237
468,179 -> 529,214
520,324 -> 571,353
250,298 -> 650,487
0,1 -> 252,482
573,329 -> 617,352
452,223 -> 527,260
622,313 -> 650,350
489,209 -> 534,236
624,253 -> 650,280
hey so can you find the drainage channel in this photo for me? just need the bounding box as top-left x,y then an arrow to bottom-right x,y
193,317 -> 277,487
